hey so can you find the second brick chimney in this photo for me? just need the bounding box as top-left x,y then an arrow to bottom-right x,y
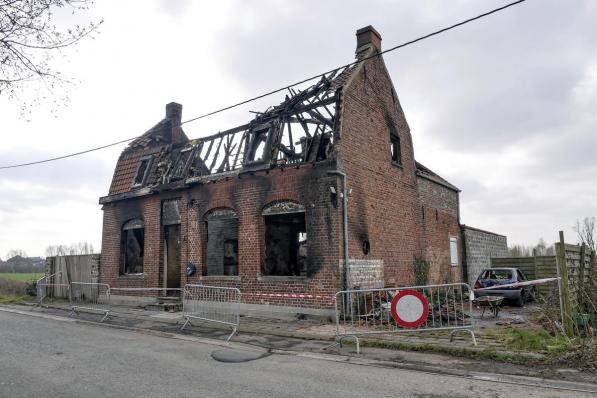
356,25 -> 382,52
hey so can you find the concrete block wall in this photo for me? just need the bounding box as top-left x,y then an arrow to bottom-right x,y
462,225 -> 508,286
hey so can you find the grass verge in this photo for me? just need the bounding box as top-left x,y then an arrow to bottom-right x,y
0,273 -> 43,282
0,295 -> 33,304
357,336 -> 543,365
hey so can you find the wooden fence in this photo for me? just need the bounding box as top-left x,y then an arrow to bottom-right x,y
490,232 -> 595,337
556,232 -> 595,336
44,254 -> 100,298
534,256 -> 559,296
490,257 -> 536,279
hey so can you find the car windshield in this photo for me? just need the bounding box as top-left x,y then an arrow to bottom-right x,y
480,269 -> 512,280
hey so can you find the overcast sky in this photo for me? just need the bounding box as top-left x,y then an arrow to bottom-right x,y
1,0 -> 595,258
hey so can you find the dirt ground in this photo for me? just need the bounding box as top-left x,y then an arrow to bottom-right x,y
473,302 -> 542,330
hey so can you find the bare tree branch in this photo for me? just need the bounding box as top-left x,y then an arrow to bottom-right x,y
0,0 -> 101,116
573,216 -> 596,252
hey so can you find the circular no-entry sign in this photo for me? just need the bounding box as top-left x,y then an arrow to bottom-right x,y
390,290 -> 429,328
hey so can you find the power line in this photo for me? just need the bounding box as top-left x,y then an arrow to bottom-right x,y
0,136 -> 138,169
181,0 -> 527,126
0,0 -> 527,170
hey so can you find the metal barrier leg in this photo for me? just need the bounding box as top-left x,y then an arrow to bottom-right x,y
354,336 -> 360,355
100,311 -> 110,323
450,329 -> 477,346
469,330 -> 477,346
180,316 -> 192,331
68,307 -> 79,318
226,327 -> 237,342
337,336 -> 360,354
322,341 -> 342,351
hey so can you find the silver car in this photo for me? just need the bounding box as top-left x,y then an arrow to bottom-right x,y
473,267 -> 535,307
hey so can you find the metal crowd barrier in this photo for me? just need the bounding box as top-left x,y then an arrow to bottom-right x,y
36,272 -> 70,307
69,282 -> 111,322
109,287 -> 182,296
181,284 -> 241,341
335,283 -> 477,353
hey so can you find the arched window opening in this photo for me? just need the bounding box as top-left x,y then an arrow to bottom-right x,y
120,219 -> 144,275
205,208 -> 239,276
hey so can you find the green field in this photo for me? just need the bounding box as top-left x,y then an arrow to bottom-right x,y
0,273 -> 43,282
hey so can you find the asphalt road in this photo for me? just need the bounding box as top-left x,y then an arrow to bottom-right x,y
0,311 -> 593,398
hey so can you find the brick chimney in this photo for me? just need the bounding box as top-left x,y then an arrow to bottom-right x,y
165,102 -> 188,144
356,25 -> 382,52
166,102 -> 182,126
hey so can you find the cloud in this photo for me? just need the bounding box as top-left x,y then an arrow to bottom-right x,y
1,0 -> 596,256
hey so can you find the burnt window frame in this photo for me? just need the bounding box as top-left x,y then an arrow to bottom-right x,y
261,201 -> 308,278
244,124 -> 271,165
170,146 -> 197,181
131,155 -> 153,188
204,208 -> 239,277
120,218 -> 145,276
390,134 -> 401,165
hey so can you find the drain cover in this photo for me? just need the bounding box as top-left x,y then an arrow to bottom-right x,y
211,349 -> 270,363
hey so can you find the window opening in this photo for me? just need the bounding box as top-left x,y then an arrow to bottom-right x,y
132,156 -> 152,187
362,240 -> 370,255
449,237 -> 458,266
120,219 -> 144,274
246,127 -> 270,163
390,135 -> 401,164
223,239 -> 239,276
263,212 -> 307,276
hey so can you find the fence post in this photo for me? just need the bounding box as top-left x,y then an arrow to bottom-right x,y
579,243 -> 586,312
590,249 -> 596,292
557,231 -> 574,337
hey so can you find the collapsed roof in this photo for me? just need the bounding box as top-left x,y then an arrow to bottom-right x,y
105,25 -> 458,200
107,63 -> 361,198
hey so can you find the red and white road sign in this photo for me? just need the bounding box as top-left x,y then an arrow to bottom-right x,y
390,290 -> 429,328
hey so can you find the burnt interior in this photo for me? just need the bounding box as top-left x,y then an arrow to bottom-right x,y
205,214 -> 239,276
390,134 -> 401,164
165,224 -> 181,288
262,213 -> 307,276
120,220 -> 144,274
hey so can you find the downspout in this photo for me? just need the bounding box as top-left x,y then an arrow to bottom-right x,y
328,170 -> 349,291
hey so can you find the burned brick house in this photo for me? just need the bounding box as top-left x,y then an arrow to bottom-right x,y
99,26 -> 484,315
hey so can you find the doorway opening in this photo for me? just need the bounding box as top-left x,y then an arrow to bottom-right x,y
164,225 -> 181,293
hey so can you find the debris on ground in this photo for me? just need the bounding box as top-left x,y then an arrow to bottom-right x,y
551,340 -> 597,372
496,316 -> 525,326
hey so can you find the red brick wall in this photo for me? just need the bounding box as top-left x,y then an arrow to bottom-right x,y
100,192 -> 184,294
100,163 -> 342,308
100,44 -> 465,309
417,176 -> 462,284
335,47 -> 423,287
